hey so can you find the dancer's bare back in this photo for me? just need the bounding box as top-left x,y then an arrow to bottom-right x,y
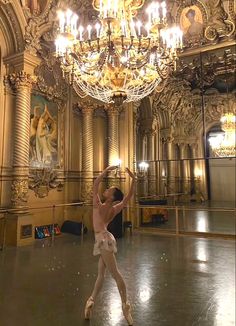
93,195 -> 124,233
92,166 -> 135,233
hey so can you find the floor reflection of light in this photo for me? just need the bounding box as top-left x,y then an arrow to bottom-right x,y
196,246 -> 207,263
215,285 -> 235,325
107,296 -> 122,325
195,241 -> 208,272
139,286 -> 151,302
196,211 -> 209,232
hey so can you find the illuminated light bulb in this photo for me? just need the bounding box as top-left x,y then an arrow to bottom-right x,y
161,1 -> 167,18
139,161 -> 149,172
71,14 -> 78,38
120,56 -> 128,64
145,23 -> 151,37
95,23 -> 101,38
87,25 -> 92,39
66,9 -> 73,27
121,20 -> 126,36
79,25 -> 84,41
112,158 -> 122,167
136,20 -> 142,36
130,20 -> 136,37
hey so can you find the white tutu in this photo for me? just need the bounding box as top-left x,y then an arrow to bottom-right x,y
93,230 -> 117,256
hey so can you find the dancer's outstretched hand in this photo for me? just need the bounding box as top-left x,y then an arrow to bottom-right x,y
125,167 -> 135,179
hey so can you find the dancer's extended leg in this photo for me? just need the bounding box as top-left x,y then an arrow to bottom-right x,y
100,249 -> 133,325
91,256 -> 106,300
85,256 -> 106,319
100,249 -> 127,303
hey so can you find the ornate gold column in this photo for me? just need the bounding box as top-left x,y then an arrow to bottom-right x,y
81,105 -> 94,202
180,143 -> 191,196
4,70 -> 38,246
107,106 -> 120,187
166,136 -> 175,194
7,72 -> 35,207
107,107 -> 119,166
190,143 -> 199,194
146,128 -> 156,196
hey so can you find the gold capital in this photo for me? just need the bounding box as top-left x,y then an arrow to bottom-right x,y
5,71 -> 37,90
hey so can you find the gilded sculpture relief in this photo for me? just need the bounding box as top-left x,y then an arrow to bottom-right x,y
11,179 -> 28,206
20,0 -> 48,15
205,0 -> 235,40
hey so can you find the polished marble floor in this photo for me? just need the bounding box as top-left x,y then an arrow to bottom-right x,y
0,233 -> 235,326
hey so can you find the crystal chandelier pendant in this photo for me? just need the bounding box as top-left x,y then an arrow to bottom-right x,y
55,1 -> 183,105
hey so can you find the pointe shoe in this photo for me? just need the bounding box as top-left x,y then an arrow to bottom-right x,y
84,297 -> 94,320
122,302 -> 133,325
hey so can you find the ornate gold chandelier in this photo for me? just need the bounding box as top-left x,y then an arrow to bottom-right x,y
55,0 -> 183,106
209,113 -> 236,157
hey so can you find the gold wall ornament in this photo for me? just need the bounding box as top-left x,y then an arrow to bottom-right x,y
20,0 -> 49,17
205,0 -> 235,41
24,16 -> 41,55
34,54 -> 68,101
11,179 -> 28,206
29,167 -> 63,198
81,180 -> 93,202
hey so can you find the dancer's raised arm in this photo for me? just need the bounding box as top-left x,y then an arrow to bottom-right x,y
93,166 -> 118,205
113,167 -> 136,214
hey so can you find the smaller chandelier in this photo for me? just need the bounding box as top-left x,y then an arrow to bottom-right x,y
209,113 -> 236,157
55,0 -> 183,105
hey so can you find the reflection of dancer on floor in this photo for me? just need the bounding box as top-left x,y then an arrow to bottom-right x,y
85,166 -> 136,325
